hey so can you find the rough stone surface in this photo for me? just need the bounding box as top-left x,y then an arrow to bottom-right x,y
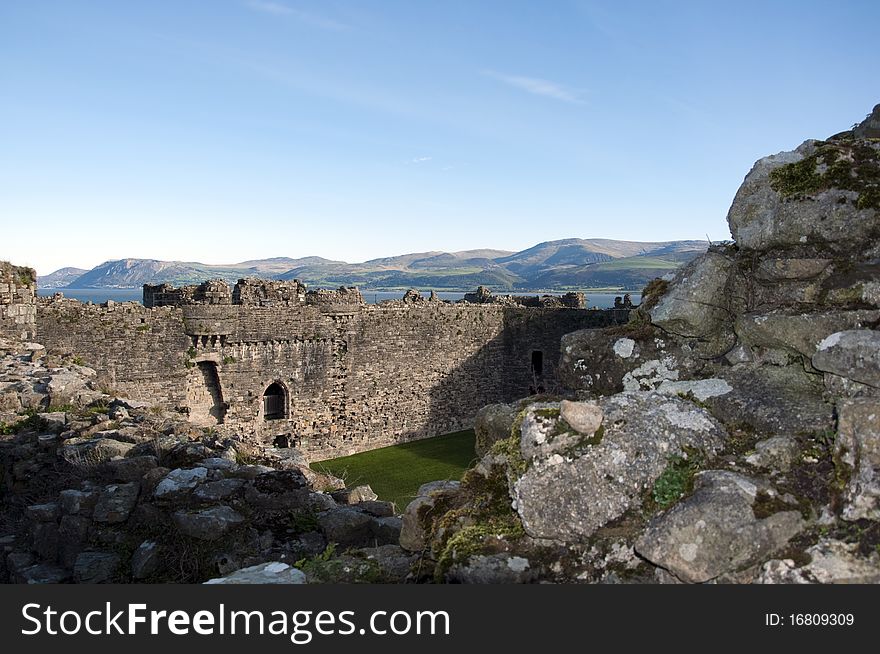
192,478 -> 245,502
705,365 -> 834,435
758,539 -> 880,584
655,378 -> 733,402
559,328 -> 705,395
736,312 -> 880,360
172,506 -> 245,540
649,251 -> 734,340
559,400 -> 603,435
474,402 -> 520,457
635,471 -> 804,583
92,482 -> 140,523
446,553 -> 538,584
330,485 -> 378,505
399,481 -> 461,552
835,399 -> 880,520
746,436 -> 801,472
131,541 -> 160,579
813,329 -> 880,389
73,551 -> 120,584
153,467 -> 208,497
514,393 -> 727,542
727,139 -> 880,254
317,508 -> 374,547
204,561 -> 306,585
853,103 -> 880,139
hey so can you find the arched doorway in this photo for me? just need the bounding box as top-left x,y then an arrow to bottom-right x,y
262,382 -> 287,420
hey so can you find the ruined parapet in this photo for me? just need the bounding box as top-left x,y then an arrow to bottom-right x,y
233,278 -> 307,306
144,279 -> 232,308
305,286 -> 364,308
461,286 -> 587,309
463,285 -> 493,304
0,261 -> 37,341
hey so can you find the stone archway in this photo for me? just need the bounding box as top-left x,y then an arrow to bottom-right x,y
262,382 -> 287,421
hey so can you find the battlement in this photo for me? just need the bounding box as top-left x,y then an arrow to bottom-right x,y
144,278 -> 363,309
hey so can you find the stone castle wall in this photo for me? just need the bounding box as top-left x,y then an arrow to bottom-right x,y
37,298 -> 192,406
0,261 -> 37,341
37,284 -> 629,459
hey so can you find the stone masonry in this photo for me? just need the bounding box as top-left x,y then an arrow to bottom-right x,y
0,262 -> 37,342
37,279 -> 629,459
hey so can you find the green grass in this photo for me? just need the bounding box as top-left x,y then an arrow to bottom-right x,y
311,430 -> 477,511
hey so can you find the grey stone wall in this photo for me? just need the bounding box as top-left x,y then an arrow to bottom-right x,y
0,261 -> 37,341
37,297 -> 191,407
37,287 -> 629,459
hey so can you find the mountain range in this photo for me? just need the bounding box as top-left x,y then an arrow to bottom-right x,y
38,238 -> 708,292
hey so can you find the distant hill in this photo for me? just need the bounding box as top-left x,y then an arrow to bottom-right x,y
42,239 -> 707,291
38,267 -> 88,287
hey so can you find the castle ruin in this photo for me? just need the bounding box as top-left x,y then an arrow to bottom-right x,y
35,278 -> 629,459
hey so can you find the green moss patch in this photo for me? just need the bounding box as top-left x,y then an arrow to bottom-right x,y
649,449 -> 704,510
769,141 -> 880,211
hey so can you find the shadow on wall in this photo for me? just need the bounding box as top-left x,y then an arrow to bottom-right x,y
418,306 -> 626,452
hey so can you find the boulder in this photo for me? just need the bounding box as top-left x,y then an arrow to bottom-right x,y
649,251 -> 734,342
445,553 -> 538,584
635,471 -> 804,583
813,329 -> 880,389
153,467 -> 208,497
73,551 -> 120,584
853,103 -> 880,139
25,503 -> 59,523
370,516 -> 403,545
131,541 -> 160,580
37,411 -> 66,432
559,400 -> 603,435
514,393 -> 727,542
559,327 -> 705,395
13,563 -> 70,584
360,545 -> 417,583
92,482 -> 140,523
727,139 -> 880,255
758,539 -> 880,584
317,508 -> 374,547
99,455 -> 158,483
59,489 -> 98,516
192,478 -> 246,502
172,506 -> 245,540
354,500 -> 396,518
834,399 -> 880,520
330,485 -> 378,505
746,436 -> 801,472
204,562 -> 306,585
60,438 -> 135,465
736,311 -> 880,361
399,481 -> 461,552
58,515 -> 91,568
474,402 -> 521,457
705,365 -> 834,435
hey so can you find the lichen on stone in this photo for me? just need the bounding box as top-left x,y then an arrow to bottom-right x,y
769,140 -> 880,211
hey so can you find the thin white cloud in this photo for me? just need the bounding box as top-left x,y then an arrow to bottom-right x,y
245,1 -> 350,31
482,70 -> 585,104
411,156 -> 432,164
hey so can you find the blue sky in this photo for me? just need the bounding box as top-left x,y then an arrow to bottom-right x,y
1,0 -> 878,275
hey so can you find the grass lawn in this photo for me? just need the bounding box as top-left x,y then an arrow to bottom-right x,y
311,430 -> 477,511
